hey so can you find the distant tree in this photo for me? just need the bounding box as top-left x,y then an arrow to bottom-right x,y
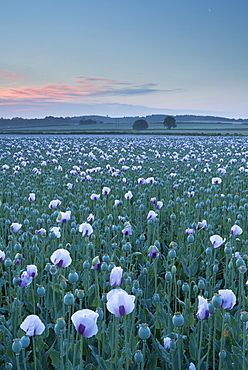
79,118 -> 97,125
132,119 -> 149,130
163,116 -> 177,129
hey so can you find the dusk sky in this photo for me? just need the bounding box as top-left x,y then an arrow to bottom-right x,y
1,0 -> 248,119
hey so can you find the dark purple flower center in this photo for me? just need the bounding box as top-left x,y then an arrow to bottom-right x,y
56,259 -> 64,267
119,305 -> 126,316
78,323 -> 86,335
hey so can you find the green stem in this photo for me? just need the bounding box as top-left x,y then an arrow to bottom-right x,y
206,316 -> 213,370
60,331 -> 64,370
178,328 -> 182,370
213,310 -> 217,370
219,311 -> 225,370
52,274 -> 58,319
32,336 -> 37,370
243,322 -> 246,370
141,340 -> 146,370
66,306 -> 71,369
111,315 -> 115,370
197,319 -> 204,370
124,316 -> 129,370
80,335 -> 84,370
16,353 -> 21,370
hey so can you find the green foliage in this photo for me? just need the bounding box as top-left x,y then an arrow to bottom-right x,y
132,119 -> 149,130
163,115 -> 177,129
79,118 -> 98,125
1,135 -> 248,368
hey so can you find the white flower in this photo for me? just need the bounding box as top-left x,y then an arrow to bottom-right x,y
79,223 -> 93,237
147,210 -> 158,220
230,225 -> 243,235
49,199 -> 61,209
56,210 -> 71,223
50,248 -> 72,267
211,177 -> 222,184
210,235 -> 226,248
20,315 -> 45,336
102,187 -> 111,195
124,191 -> 133,200
28,193 -> 35,201
10,223 -> 22,233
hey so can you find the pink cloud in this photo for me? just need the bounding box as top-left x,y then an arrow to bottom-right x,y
0,70 -> 23,80
0,76 -> 164,106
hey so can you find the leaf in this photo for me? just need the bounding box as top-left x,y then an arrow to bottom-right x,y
48,348 -> 62,368
189,333 -> 197,361
244,296 -> 248,311
89,345 -> 110,370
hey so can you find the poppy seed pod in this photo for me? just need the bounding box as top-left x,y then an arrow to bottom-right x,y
168,249 -> 177,258
37,285 -> 45,297
68,271 -> 79,283
20,335 -> 30,348
134,350 -> 143,364
12,339 -> 22,354
55,318 -> 66,330
64,292 -> 75,306
212,294 -> 222,308
138,324 -> 151,340
172,312 -> 184,327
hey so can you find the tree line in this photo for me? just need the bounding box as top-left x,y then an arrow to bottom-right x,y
132,116 -> 177,130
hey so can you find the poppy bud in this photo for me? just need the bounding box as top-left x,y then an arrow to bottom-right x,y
168,249 -> 177,258
219,350 -> 226,359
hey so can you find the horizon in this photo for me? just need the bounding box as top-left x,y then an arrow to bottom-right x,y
1,0 -> 248,119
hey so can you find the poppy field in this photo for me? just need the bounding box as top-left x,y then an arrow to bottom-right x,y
0,134 -> 248,370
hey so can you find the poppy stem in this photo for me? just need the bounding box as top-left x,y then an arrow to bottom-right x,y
197,319 -> 204,370
60,331 -> 64,370
15,353 -> 21,370
177,328 -> 182,370
242,322 -> 246,370
141,339 -> 146,370
66,306 -> 72,368
80,335 -> 84,369
52,275 -> 58,319
22,348 -> 28,370
124,316 -> 129,370
32,336 -> 37,370
213,309 -> 217,370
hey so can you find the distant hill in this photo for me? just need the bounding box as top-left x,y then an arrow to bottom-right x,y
0,114 -> 247,128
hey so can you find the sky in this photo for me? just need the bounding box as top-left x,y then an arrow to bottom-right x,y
0,0 -> 248,119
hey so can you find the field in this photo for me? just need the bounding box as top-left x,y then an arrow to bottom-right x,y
0,134 -> 248,369
1,121 -> 248,135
